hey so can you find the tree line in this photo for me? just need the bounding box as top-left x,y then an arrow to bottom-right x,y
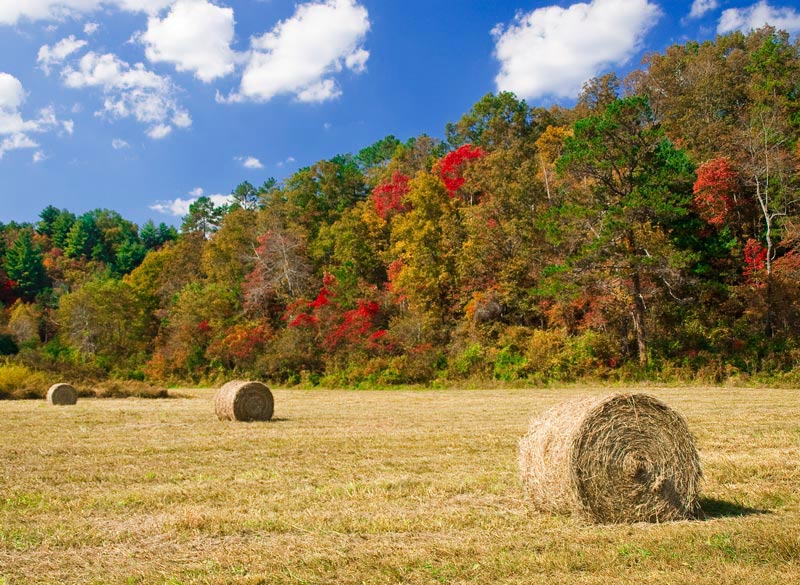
1,26 -> 798,386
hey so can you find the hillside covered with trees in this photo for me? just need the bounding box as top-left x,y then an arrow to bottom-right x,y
2,27 -> 799,388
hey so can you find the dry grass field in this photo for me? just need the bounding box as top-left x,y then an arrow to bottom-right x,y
1,386 -> 798,584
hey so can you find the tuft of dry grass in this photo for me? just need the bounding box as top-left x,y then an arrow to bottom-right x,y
0,386 -> 798,584
91,380 -> 170,399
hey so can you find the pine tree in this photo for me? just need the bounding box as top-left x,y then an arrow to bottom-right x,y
4,230 -> 49,300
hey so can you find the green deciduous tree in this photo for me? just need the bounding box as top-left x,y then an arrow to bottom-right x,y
202,207 -> 258,288
58,277 -> 155,370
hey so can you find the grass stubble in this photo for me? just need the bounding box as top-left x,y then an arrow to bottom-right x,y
0,386 -> 798,584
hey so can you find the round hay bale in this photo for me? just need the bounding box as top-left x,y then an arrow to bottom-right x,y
518,393 -> 701,523
214,380 -> 274,422
46,383 -> 78,406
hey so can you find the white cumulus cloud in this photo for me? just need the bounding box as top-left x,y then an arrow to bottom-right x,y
0,72 -> 66,159
0,72 -> 25,113
33,150 -> 47,163
0,0 -> 173,25
61,51 -> 191,139
84,21 -> 99,34
226,0 -> 370,103
139,0 -> 237,83
112,138 -> 129,148
149,186 -> 233,216
688,0 -> 719,19
493,0 -> 661,100
718,1 -> 800,34
37,35 -> 88,75
237,155 -> 264,169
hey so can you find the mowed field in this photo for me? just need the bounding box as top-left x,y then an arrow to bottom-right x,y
1,386 -> 798,584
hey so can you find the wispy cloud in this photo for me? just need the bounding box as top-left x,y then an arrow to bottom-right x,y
688,0 -> 719,20
0,0 -> 174,26
0,72 -> 67,159
61,51 -> 191,139
37,35 -> 88,76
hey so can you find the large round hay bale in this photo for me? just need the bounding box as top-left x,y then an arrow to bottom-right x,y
46,383 -> 78,406
214,380 -> 274,422
518,393 -> 701,523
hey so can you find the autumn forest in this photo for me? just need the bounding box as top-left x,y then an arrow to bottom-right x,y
2,27 -> 799,390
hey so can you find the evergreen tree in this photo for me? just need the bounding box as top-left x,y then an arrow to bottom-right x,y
64,213 -> 102,259
4,230 -> 49,300
557,96 -> 696,365
231,181 -> 261,211
37,205 -> 61,237
140,220 -> 178,250
181,196 -> 225,238
51,210 -> 76,250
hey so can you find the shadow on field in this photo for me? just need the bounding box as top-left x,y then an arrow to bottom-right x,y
698,497 -> 769,519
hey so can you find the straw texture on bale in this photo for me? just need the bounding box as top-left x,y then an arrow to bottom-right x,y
214,380 -> 274,422
46,383 -> 78,406
519,393 -> 701,523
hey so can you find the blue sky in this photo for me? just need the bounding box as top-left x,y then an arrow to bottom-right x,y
1,0 -> 799,227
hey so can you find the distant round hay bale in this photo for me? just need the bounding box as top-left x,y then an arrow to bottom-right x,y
214,380 -> 274,422
46,383 -> 78,406
518,393 -> 701,523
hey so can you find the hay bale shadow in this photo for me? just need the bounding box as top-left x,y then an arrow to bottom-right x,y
698,497 -> 769,519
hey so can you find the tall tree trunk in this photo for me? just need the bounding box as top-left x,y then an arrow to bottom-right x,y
631,269 -> 648,366
764,277 -> 775,338
627,229 -> 648,365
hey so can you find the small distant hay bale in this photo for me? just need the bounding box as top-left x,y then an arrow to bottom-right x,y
46,383 -> 78,406
519,393 -> 701,523
214,380 -> 274,422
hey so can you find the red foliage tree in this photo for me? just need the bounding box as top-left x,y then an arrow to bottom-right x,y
325,300 -> 383,350
693,157 -> 739,228
0,273 -> 17,306
743,238 -> 768,287
438,144 -> 486,197
285,274 -> 388,353
371,172 -> 411,220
